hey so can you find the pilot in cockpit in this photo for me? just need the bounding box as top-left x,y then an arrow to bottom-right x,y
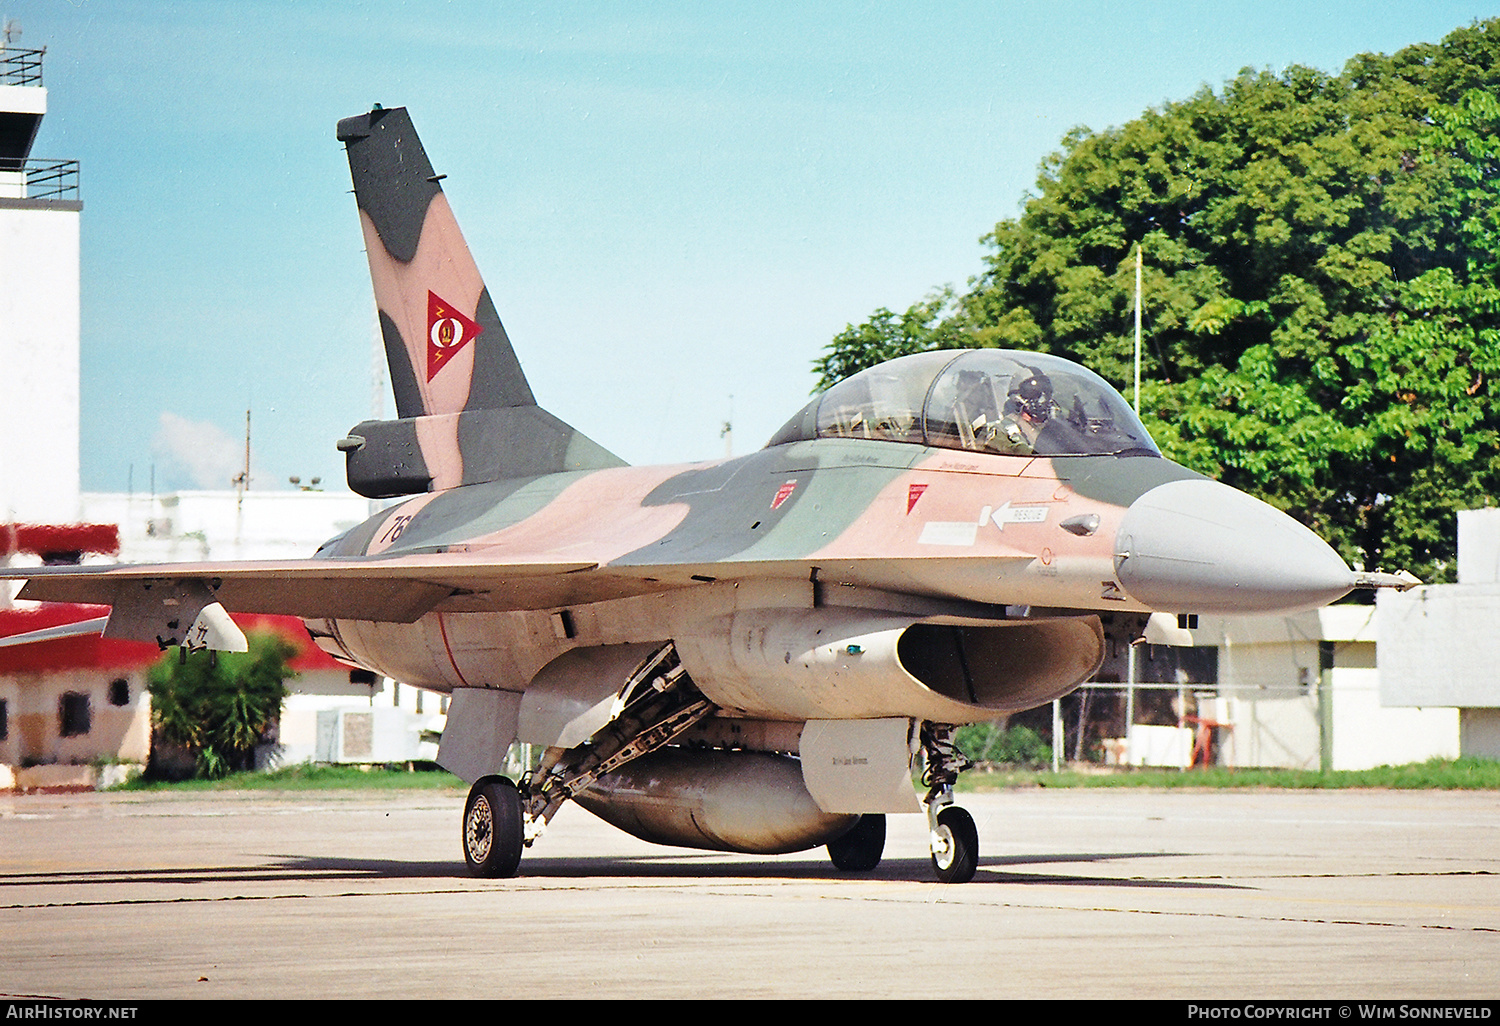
990,370 -> 1056,455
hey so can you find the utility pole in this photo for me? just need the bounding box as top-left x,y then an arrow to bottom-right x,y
1134,242 -> 1143,415
1125,242 -> 1144,765
1318,640 -> 1335,773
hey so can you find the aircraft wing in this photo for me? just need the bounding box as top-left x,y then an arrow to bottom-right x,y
0,551 -> 1035,649
0,556 -> 598,625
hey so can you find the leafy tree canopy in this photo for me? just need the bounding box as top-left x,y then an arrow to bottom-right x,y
147,632 -> 296,779
815,20 -> 1500,582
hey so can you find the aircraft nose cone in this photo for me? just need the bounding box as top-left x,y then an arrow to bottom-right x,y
1114,478 -> 1355,614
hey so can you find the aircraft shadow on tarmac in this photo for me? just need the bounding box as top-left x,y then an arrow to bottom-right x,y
0,864 -> 443,887
263,849 -> 1248,890
0,852 -> 1244,891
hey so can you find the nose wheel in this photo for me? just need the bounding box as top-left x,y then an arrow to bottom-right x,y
920,721 -> 979,883
928,804 -> 978,883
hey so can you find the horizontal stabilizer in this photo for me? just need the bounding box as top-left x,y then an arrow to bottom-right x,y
0,615 -> 108,649
340,407 -> 627,499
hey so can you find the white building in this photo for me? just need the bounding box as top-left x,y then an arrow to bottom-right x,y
1378,508 -> 1500,760
1190,605 -> 1458,771
4,483 -> 445,781
79,488 -> 377,564
0,46 -> 80,525
1093,602 -> 1458,772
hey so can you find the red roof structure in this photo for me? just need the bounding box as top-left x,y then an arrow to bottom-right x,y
0,523 -> 120,558
0,604 -> 347,673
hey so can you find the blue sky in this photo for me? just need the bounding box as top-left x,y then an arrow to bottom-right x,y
10,1 -> 1498,493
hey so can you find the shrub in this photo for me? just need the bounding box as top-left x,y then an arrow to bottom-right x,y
146,632 -> 296,779
956,722 -> 1052,767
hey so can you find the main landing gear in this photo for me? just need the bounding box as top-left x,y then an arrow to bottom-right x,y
920,722 -> 979,883
827,813 -> 886,872
462,642 -> 714,879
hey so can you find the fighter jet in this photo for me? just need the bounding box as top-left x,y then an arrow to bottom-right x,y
2,107 -> 1418,883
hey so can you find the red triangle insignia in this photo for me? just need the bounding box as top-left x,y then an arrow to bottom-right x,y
426,291 -> 485,381
907,483 -> 928,514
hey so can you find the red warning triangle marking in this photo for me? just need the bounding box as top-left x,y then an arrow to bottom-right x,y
427,291 -> 484,381
907,483 -> 928,514
771,480 -> 798,510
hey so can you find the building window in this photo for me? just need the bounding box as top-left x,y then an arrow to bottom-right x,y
0,699 -> 8,740
108,678 -> 130,706
60,692 -> 91,737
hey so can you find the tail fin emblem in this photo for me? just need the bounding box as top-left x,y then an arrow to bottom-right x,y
427,290 -> 485,381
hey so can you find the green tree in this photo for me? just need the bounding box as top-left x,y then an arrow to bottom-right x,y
813,289 -> 966,391
816,20 -> 1500,581
147,632 -> 297,779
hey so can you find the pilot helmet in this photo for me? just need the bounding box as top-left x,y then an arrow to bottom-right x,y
1013,371 -> 1054,421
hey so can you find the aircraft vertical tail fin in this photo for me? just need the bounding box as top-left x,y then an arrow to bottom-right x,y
335,107 -> 625,498
337,105 -> 531,418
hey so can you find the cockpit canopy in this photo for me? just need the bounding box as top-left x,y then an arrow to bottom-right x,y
768,349 -> 1159,458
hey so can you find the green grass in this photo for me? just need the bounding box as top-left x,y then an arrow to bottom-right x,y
111,756 -> 1500,792
114,762 -> 466,792
957,756 -> 1500,790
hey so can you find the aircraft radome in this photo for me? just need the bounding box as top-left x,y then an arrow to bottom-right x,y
1,107 -> 1420,883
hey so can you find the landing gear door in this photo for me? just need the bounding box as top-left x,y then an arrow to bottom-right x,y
439,688 -> 522,784
800,718 -> 921,814
517,642 -> 666,748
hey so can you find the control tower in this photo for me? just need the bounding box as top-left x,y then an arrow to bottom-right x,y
0,45 -> 81,524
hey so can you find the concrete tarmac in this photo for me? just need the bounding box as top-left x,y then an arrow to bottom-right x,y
0,786 -> 1496,1000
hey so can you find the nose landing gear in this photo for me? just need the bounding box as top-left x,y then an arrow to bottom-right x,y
928,803 -> 978,883
920,722 -> 978,883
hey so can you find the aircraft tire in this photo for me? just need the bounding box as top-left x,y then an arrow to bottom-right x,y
930,806 -> 978,884
463,775 -> 524,878
827,814 -> 886,872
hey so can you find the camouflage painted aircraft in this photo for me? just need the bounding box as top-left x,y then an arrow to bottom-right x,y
2,107 -> 1418,883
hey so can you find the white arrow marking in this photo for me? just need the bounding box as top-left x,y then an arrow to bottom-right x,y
991,501 -> 1050,530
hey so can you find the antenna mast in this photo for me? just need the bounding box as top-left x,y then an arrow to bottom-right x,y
232,408 -> 251,505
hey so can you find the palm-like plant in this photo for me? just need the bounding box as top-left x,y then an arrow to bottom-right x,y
146,632 -> 296,779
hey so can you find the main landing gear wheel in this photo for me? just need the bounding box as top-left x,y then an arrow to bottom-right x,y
930,806 -> 978,884
827,814 -> 886,872
463,776 -> 524,878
